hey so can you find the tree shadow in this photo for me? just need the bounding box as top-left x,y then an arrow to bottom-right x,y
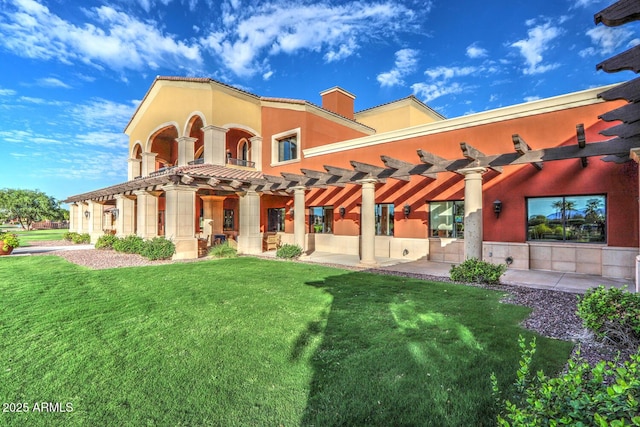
292,271 -> 572,426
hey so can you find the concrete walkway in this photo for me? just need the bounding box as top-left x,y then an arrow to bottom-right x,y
11,244 -> 95,255
267,250 -> 636,294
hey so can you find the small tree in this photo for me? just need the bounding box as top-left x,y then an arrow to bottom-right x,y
0,188 -> 64,230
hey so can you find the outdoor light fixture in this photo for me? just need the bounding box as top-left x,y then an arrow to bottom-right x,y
112,209 -> 119,220
84,210 -> 90,219
339,206 -> 346,218
289,208 -> 294,219
493,200 -> 502,218
403,204 -> 411,217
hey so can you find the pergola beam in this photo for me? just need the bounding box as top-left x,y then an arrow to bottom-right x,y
512,134 -> 543,170
576,124 -> 588,167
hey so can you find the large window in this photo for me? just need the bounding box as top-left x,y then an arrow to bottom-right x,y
271,128 -> 301,165
267,208 -> 285,232
527,195 -> 606,243
430,201 -> 464,238
309,206 -> 333,233
375,204 -> 394,236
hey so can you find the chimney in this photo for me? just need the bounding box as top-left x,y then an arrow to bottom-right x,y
320,87 -> 355,120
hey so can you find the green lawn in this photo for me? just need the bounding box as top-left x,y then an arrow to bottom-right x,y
2,228 -> 68,247
0,256 -> 572,426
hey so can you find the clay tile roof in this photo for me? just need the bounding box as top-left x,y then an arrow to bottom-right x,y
175,164 -> 264,180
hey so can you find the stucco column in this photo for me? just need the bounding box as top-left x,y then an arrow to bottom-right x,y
163,183 -> 198,260
87,201 -> 104,243
237,190 -> 262,254
460,167 -> 487,260
128,158 -> 142,180
76,202 -> 88,234
202,125 -> 229,166
358,178 -> 378,266
115,195 -> 136,237
141,152 -> 158,177
69,203 -> 78,233
249,136 -> 263,170
630,148 -> 640,293
134,190 -> 159,239
292,186 -> 306,251
176,136 -> 197,166
201,195 -> 226,244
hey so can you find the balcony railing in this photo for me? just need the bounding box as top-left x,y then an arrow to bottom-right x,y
188,158 -> 205,165
227,157 -> 255,168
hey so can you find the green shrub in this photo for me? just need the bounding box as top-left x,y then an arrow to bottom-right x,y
492,336 -> 640,426
0,231 -> 19,250
577,286 -> 640,348
95,234 -> 119,250
140,237 -> 175,260
113,235 -> 145,254
63,231 -> 90,244
209,241 -> 237,259
276,244 -> 303,259
72,233 -> 91,244
449,258 -> 507,285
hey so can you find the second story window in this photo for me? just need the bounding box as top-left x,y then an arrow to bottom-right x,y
271,128 -> 301,165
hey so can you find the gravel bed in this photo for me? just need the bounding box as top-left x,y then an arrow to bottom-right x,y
38,241 -> 635,367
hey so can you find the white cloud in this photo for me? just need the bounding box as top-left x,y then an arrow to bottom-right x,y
570,0 -> 600,9
424,66 -> 478,80
200,1 -> 422,77
510,20 -> 562,75
466,43 -> 487,59
0,0 -> 202,72
524,96 -> 541,102
579,25 -> 635,57
36,77 -> 71,88
0,88 -> 17,96
411,82 -> 465,103
376,48 -> 419,87
69,98 -> 138,132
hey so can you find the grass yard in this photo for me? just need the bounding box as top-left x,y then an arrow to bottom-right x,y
2,228 -> 68,247
0,256 -> 573,426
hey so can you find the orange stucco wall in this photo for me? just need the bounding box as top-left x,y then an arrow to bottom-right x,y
259,98 -> 637,248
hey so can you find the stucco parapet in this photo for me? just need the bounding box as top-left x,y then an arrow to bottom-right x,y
304,84 -> 620,159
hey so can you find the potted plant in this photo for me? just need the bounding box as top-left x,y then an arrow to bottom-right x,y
437,223 -> 452,237
0,231 -> 20,255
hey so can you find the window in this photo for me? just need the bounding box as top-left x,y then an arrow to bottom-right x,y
223,209 -> 234,231
309,206 -> 333,233
375,204 -> 394,236
267,208 -> 285,232
430,201 -> 464,238
527,195 -> 606,243
271,128 -> 301,165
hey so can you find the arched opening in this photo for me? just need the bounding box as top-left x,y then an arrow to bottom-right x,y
188,116 -> 204,164
227,129 -> 255,167
149,125 -> 179,172
132,143 -> 143,178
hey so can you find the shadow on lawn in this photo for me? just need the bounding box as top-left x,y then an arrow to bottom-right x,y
294,271 -> 511,427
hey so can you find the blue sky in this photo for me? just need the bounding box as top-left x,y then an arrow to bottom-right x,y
0,0 -> 637,204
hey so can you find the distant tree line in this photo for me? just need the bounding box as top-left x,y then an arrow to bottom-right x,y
0,188 -> 69,231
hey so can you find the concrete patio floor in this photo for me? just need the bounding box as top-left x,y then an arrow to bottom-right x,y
262,250 -> 636,294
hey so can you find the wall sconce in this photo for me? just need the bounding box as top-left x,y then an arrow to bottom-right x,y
493,200 -> 502,218
403,204 -> 411,217
112,209 -> 119,220
339,206 -> 346,218
289,208 -> 294,219
84,210 -> 90,219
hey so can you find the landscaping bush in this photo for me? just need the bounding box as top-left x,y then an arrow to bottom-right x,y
577,285 -> 640,348
112,235 -> 145,254
140,237 -> 175,260
63,232 -> 90,244
449,258 -> 507,285
95,234 -> 119,250
0,231 -> 19,251
209,241 -> 237,259
276,243 -> 303,259
492,336 -> 640,426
